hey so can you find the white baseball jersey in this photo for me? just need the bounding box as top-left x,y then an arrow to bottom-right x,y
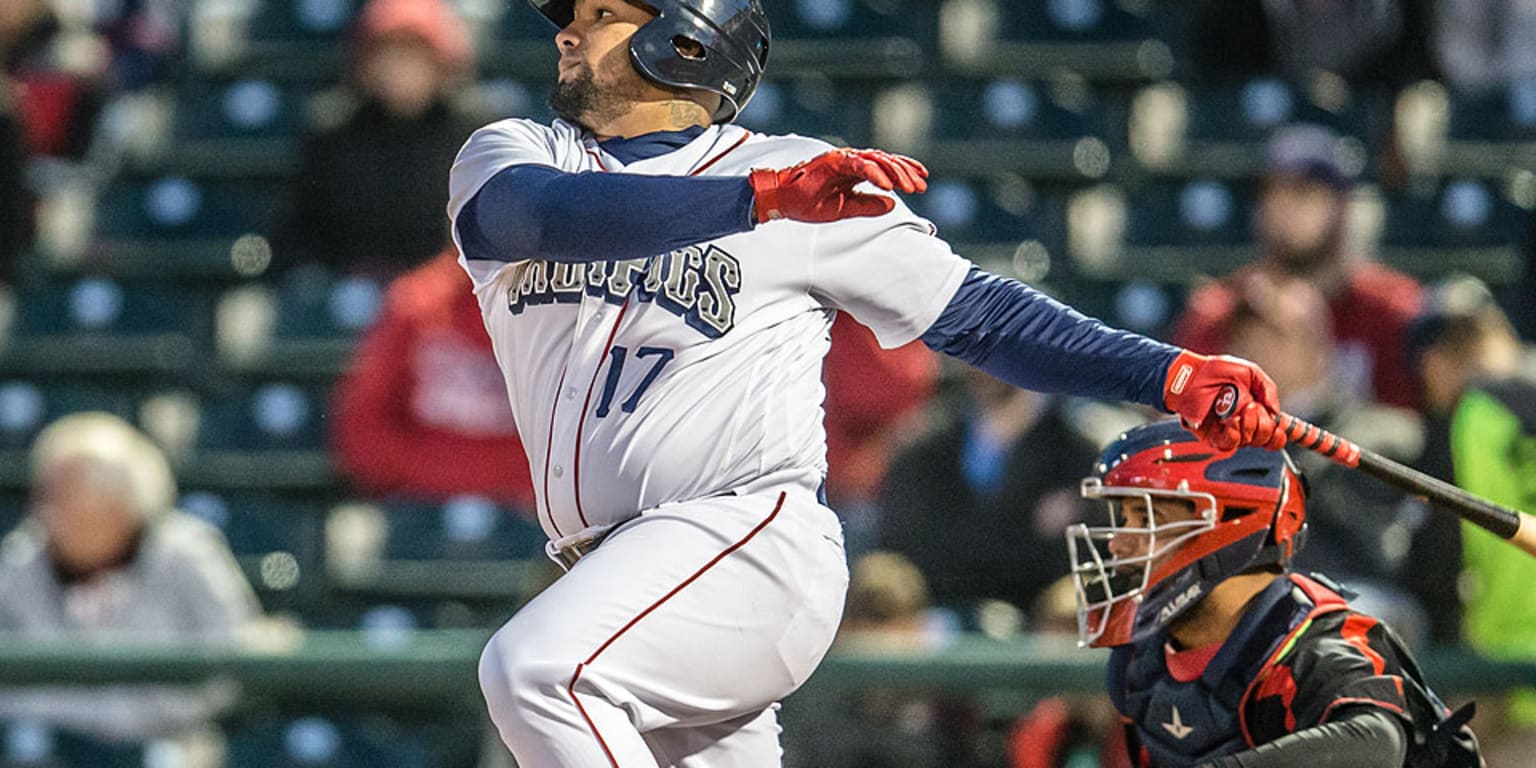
448,118 -> 970,541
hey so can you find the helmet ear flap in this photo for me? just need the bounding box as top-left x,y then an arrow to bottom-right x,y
1270,456 -> 1308,561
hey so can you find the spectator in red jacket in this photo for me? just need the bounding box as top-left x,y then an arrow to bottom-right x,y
1173,123 -> 1424,409
331,248 -> 535,513
822,313 -> 938,505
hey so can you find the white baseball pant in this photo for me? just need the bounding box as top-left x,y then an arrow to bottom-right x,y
478,487 -> 848,767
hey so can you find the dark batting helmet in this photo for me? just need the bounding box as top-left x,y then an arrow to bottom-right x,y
528,0 -> 771,123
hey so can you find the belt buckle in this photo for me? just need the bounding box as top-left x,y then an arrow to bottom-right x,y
548,529 -> 609,571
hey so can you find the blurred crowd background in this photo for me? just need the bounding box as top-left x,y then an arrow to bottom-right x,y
1,0 -> 1535,766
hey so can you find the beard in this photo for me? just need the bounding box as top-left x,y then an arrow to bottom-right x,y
549,63 -> 644,131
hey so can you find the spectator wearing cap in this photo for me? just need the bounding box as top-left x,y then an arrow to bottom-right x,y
0,413 -> 260,766
276,0 -> 487,278
1173,123 -> 1426,409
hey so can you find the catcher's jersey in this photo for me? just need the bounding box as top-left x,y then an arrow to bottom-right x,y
447,119 -> 970,539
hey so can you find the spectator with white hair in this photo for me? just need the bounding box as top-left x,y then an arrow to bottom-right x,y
0,412 -> 260,766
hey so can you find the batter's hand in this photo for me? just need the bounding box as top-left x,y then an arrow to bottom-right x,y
1163,351 -> 1287,452
750,148 -> 928,224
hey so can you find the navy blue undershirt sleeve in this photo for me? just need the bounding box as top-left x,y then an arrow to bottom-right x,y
921,266 -> 1181,410
456,164 -> 757,264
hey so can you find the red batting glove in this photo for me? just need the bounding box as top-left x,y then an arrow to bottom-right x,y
1163,351 -> 1287,452
749,148 -> 929,224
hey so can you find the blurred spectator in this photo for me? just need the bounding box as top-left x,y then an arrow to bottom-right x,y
878,368 -> 1098,619
0,412 -> 260,765
277,0 -> 484,277
1433,0 -> 1536,94
1,0 -> 105,161
1188,0 -> 1433,88
1174,123 -> 1425,409
822,313 -> 939,553
92,0 -> 180,92
1412,277 -> 1536,763
1006,578 -> 1130,768
781,552 -> 985,768
1220,271 -> 1437,647
331,247 -> 536,512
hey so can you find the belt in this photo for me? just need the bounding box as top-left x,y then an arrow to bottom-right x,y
545,523 -> 621,571
544,480 -> 827,570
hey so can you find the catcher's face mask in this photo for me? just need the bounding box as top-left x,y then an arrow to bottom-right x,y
1067,478 -> 1215,648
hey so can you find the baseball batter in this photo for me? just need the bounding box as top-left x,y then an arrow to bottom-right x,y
450,1 -> 1290,765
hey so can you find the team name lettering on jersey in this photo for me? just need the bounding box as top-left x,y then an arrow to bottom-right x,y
503,245 -> 742,338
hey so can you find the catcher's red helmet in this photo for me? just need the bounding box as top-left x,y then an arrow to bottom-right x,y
1066,420 -> 1306,647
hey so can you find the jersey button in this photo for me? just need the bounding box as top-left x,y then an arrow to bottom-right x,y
553,465 -> 565,478
565,387 -> 577,400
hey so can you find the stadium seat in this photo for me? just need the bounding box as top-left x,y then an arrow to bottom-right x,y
766,0 -> 935,40
195,380 -> 330,451
940,0 -> 1170,80
1071,178 -> 1257,282
0,720 -> 146,768
378,496 -> 546,562
1162,79 -> 1377,177
1440,80 -> 1536,177
0,380 -> 139,453
180,489 -> 325,612
226,715 -> 445,768
931,78 -> 1101,141
10,277 -> 210,338
997,0 -> 1162,43
925,77 -> 1114,178
94,176 -> 286,240
735,78 -> 877,146
174,78 -> 311,142
273,267 -> 383,341
908,176 -> 1072,250
1379,178 -> 1528,285
246,0 -> 361,43
2,278 -> 209,377
1124,177 -> 1255,248
1447,80 -> 1536,142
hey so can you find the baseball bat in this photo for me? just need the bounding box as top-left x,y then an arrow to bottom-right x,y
1275,412 -> 1536,559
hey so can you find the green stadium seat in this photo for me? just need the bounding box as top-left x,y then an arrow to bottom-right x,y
764,0 -> 936,41
1441,81 -> 1536,177
226,716 -> 446,768
179,489 -> 325,612
273,267 -> 383,341
1448,80 -> 1536,142
735,78 -> 876,147
94,177 -> 286,240
174,79 -> 311,141
378,496 -> 545,561
196,381 -> 330,451
247,0 -> 360,43
1,721 -> 146,768
1379,178 -> 1528,285
0,380 -> 139,452
908,176 -> 1072,250
11,278 -> 210,338
999,0 -> 1162,43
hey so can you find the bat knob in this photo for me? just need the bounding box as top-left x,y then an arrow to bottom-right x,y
1212,384 -> 1240,420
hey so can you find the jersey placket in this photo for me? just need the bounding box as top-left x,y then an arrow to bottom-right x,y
544,292 -> 627,533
